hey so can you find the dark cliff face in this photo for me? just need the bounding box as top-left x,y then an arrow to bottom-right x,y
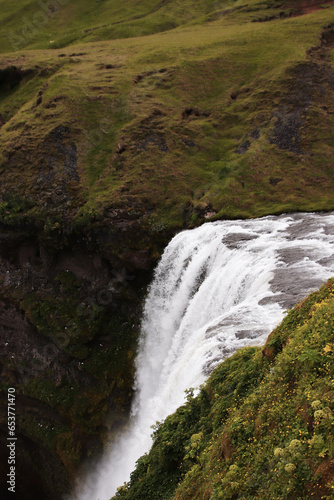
0,0 -> 334,497
0,218 -> 165,498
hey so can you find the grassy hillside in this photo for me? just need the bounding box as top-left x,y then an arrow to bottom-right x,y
0,0 -> 227,53
114,279 -> 334,499
1,0 -> 327,53
0,0 -> 334,236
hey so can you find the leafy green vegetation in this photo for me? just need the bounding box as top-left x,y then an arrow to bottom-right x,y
115,279 -> 334,499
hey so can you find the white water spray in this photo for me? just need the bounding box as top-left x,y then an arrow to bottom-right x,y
74,212 -> 334,500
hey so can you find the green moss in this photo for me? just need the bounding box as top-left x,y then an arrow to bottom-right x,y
55,270 -> 81,293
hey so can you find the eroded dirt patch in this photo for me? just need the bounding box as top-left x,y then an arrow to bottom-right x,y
283,0 -> 334,15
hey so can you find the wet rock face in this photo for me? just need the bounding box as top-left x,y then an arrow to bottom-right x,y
222,233 -> 258,249
261,212 -> 334,309
0,429 -> 63,500
0,293 -> 99,497
0,297 -> 97,387
0,219 -> 156,498
266,269 -> 325,309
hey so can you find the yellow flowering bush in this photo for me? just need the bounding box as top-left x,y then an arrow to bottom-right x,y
285,463 -> 296,473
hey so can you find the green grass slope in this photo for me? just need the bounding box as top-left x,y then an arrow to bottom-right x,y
115,279 -> 334,500
0,0 -> 334,238
0,0 -> 289,53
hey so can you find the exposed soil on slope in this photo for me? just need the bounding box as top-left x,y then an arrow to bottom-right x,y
283,0 -> 334,14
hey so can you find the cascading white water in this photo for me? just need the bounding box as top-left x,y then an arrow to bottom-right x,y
74,212 -> 334,500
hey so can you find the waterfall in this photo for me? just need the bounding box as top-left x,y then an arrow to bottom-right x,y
73,212 -> 334,500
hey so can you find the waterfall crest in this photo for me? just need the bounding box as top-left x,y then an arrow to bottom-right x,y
74,212 -> 334,500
